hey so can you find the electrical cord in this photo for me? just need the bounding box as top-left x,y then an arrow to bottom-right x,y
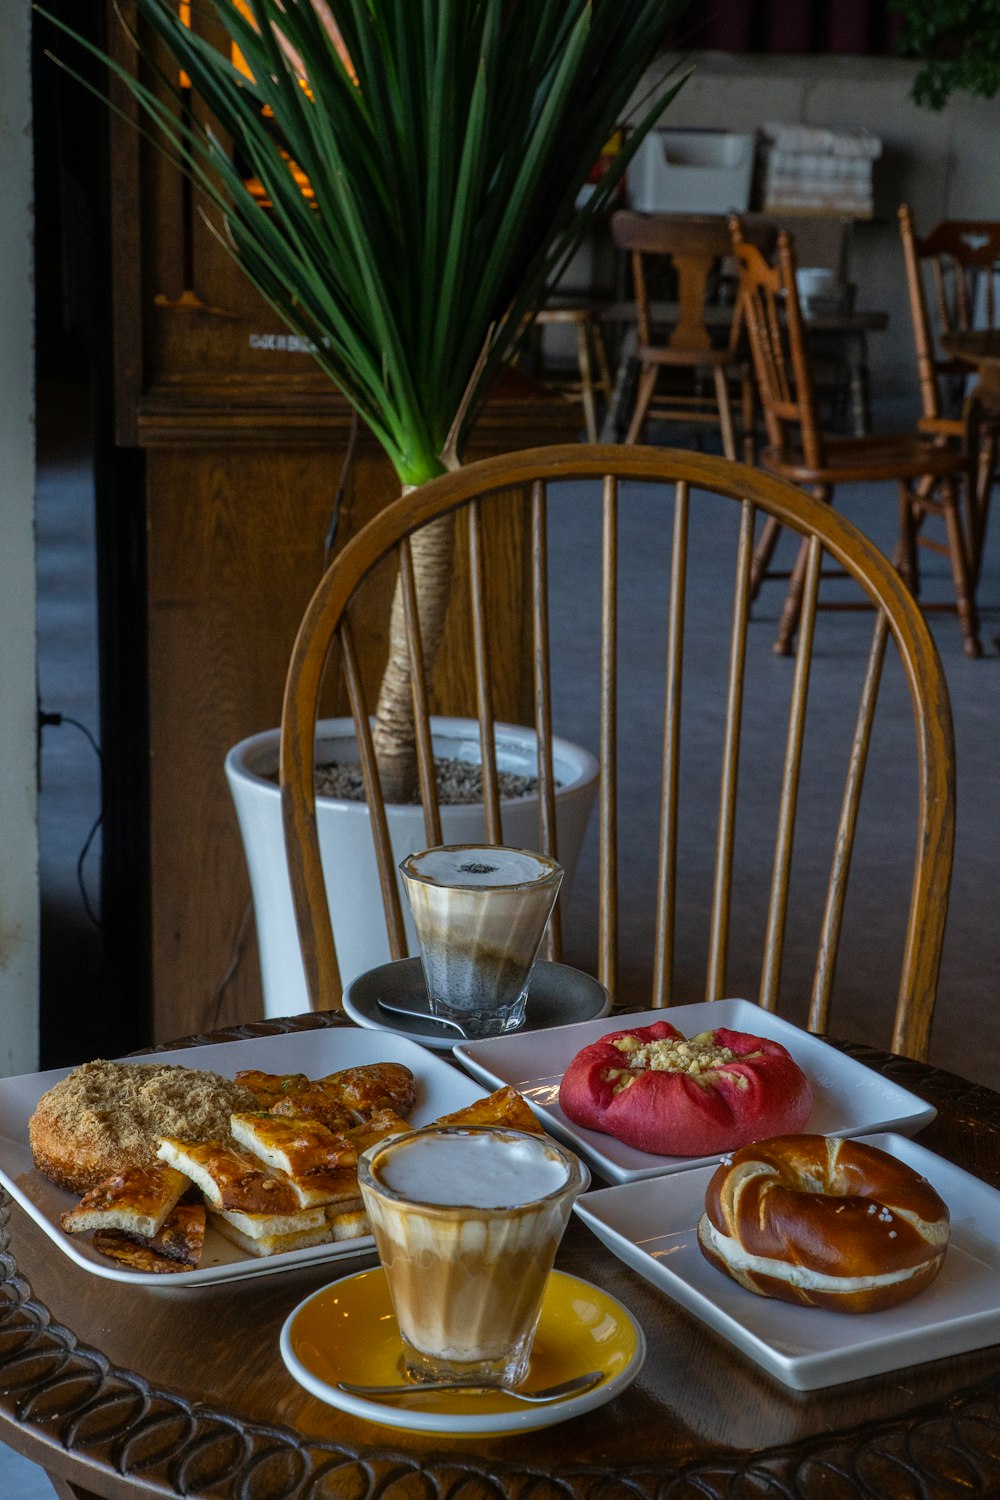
38,710 -> 104,932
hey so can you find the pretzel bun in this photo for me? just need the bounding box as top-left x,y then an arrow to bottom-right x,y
697,1135 -> 950,1313
558,1021 -> 812,1156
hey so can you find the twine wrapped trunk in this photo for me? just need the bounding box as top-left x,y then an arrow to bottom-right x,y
372,510 -> 456,804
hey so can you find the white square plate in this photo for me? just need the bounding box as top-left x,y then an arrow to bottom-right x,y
573,1132 -> 1000,1390
0,1029 -> 486,1286
453,1000 -> 936,1183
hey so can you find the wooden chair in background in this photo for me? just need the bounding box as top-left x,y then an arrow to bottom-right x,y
517,296 -> 614,443
898,203 -> 1000,581
280,445 -> 954,1061
609,211 -> 762,458
730,219 -> 980,657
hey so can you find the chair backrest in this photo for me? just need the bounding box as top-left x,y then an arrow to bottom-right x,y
729,218 -> 827,468
611,210 -> 741,355
899,203 -> 1000,425
281,445 -> 955,1060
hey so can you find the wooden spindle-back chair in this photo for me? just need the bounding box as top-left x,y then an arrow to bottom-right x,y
730,219 -> 980,657
280,445 -> 954,1061
610,211 -> 767,458
898,203 -> 1000,578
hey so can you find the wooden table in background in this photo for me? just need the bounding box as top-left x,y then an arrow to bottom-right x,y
2,1015 -> 999,1500
600,300 -> 889,442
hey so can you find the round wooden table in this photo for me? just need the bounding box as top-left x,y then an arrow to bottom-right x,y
2,1014 -> 999,1500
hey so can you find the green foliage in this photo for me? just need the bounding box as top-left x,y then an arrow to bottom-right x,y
894,0 -> 1000,110
43,0 -> 685,484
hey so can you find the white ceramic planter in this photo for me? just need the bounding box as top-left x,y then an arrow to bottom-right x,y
225,717 -> 599,1018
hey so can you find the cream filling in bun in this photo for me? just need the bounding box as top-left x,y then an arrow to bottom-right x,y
697,1214 -> 942,1293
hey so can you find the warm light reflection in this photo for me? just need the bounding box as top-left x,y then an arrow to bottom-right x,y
178,1 -> 191,89
178,1 -> 359,205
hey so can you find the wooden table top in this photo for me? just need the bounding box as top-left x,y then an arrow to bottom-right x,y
2,1012 -> 999,1500
942,329 -> 1000,409
600,298 -> 889,335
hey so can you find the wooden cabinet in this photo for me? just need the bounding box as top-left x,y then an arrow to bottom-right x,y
105,6 -> 582,1041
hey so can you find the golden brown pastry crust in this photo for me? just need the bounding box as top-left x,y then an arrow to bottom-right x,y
60,1164 -> 189,1238
697,1134 -> 950,1313
432,1086 -> 543,1134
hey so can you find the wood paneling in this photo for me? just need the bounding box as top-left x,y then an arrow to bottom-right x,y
138,376 -> 578,1041
104,5 -> 582,1040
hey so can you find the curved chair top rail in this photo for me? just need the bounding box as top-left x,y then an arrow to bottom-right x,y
280,444 -> 955,1061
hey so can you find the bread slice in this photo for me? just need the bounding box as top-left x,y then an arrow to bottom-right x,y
92,1202 -> 207,1273
156,1137 -> 299,1214
211,1201 -> 326,1240
229,1112 -> 353,1177
233,1071 -> 357,1132
60,1164 -> 190,1239
318,1063 -> 416,1119
209,1212 -> 333,1258
229,1109 -> 412,1208
327,1203 -> 368,1240
432,1086 -> 543,1134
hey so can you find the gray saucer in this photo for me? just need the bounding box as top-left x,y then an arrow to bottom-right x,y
342,957 -> 610,1052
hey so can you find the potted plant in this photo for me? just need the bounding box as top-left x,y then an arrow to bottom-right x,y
45,0 -> 685,1009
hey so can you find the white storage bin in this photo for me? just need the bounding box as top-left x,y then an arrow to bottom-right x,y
629,129 -> 755,214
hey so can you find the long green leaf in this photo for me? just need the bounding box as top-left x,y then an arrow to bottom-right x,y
40,0 -> 689,483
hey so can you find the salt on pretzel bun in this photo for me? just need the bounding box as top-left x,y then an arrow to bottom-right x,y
697,1135 -> 949,1314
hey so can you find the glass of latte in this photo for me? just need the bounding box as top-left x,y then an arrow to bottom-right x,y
399,844 -> 563,1038
358,1125 -> 586,1387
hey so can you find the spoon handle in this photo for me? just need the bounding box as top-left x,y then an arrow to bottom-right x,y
376,997 -> 467,1036
337,1371 -> 603,1402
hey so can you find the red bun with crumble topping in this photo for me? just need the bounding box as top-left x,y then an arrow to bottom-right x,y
557,1021 -> 812,1156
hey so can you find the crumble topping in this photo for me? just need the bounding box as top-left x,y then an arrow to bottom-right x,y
606,1032 -> 750,1093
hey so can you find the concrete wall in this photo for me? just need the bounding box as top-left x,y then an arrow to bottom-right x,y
0,0 -> 40,1076
642,51 -> 1000,398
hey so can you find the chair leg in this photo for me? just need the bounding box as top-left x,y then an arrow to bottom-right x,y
970,411 -> 996,587
712,365 -> 737,461
895,480 -> 919,594
625,365 -> 659,445
749,516 -> 783,601
739,371 -> 756,465
939,476 -> 982,657
591,318 -> 614,408
773,536 -> 811,656
772,485 -> 831,656
574,318 -> 599,443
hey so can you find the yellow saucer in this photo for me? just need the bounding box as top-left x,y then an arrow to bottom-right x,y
280,1266 -> 645,1436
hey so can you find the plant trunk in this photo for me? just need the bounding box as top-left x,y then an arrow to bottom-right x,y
372,510 -> 457,803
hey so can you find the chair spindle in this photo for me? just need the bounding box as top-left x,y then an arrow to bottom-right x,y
706,496 -> 755,1001
599,473 -> 619,1002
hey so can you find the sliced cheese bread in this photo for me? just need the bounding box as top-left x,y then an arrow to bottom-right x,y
210,1212 -> 334,1258
156,1137 -> 299,1214
60,1163 -> 190,1239
92,1202 -> 207,1273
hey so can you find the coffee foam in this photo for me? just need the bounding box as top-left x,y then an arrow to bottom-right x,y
374,1130 -> 570,1207
403,846 -> 555,889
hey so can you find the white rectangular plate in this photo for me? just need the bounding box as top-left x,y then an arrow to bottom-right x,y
0,1029 -> 486,1287
453,1000 -> 936,1183
574,1132 -> 1000,1390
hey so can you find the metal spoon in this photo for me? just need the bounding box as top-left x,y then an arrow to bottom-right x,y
337,1370 -> 603,1402
376,997 -> 470,1038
